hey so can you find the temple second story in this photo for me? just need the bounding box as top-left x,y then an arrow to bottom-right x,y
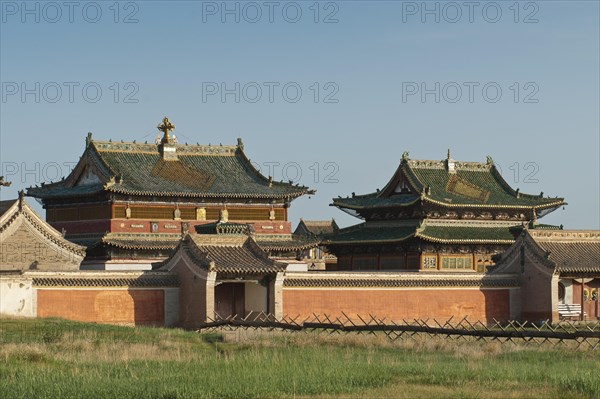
27,117 -> 314,270
325,151 -> 566,273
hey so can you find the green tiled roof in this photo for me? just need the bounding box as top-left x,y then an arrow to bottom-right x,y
326,221 -> 518,245
325,222 -> 418,244
332,155 -> 565,211
255,235 -> 321,251
415,224 -> 516,244
332,195 -> 420,210
28,139 -> 312,200
101,233 -> 182,250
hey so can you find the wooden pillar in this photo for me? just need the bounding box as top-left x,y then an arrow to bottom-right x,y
581,278 -> 585,321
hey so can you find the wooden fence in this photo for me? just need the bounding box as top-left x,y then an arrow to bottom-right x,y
198,313 -> 600,349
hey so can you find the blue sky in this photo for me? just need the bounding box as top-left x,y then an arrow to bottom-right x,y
1,0 -> 598,228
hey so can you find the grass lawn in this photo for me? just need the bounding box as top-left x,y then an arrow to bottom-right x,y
0,317 -> 598,399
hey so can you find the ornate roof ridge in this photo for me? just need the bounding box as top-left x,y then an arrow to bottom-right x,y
529,230 -> 600,242
189,234 -> 248,246
421,196 -> 565,210
423,219 -> 522,227
283,272 -> 519,288
103,232 -> 182,239
406,158 -> 492,171
92,139 -> 240,155
300,219 -> 337,225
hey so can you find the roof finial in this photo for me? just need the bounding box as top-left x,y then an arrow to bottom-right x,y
0,176 -> 11,188
445,149 -> 456,172
18,190 -> 25,209
157,117 -> 176,144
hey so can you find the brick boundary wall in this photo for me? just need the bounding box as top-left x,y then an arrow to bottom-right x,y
282,287 -> 510,323
36,289 -> 165,326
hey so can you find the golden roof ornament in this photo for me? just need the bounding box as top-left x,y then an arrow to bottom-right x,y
157,117 -> 176,144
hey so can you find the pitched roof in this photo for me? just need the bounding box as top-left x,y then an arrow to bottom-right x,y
333,154 -> 565,213
529,230 -> 600,274
0,196 -> 86,270
31,271 -> 179,287
101,233 -> 182,250
28,136 -> 312,200
164,234 -> 285,275
325,220 -> 518,246
255,235 -> 321,251
325,221 -> 418,245
415,223 -> 516,244
294,219 -> 339,236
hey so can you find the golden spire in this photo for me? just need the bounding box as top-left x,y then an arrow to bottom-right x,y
157,117 -> 176,144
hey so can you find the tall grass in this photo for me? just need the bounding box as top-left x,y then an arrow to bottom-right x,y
1,317 -> 598,399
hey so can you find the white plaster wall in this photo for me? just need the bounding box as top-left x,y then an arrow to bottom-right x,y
0,276 -> 35,317
559,279 -> 574,304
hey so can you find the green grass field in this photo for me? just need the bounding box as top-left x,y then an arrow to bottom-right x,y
0,317 -> 598,399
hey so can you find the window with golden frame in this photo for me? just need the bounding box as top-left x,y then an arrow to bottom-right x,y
441,256 -> 473,270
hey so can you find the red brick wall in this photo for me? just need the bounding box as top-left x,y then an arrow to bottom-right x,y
283,288 -> 510,323
37,289 -> 164,326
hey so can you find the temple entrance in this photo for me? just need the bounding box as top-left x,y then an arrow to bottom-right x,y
215,283 -> 245,319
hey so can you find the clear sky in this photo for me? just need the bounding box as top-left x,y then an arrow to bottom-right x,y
1,0 -> 598,229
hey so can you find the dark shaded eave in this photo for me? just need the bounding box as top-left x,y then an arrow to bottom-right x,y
331,195 -> 420,210
104,184 -> 310,200
324,222 -> 418,245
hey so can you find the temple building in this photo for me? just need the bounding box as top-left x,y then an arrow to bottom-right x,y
325,151 -> 566,272
271,151 -> 569,323
27,118 -> 315,270
4,126 -> 596,325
